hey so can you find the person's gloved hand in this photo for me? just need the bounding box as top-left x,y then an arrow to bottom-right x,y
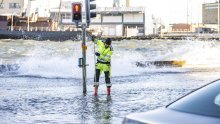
95,52 -> 100,56
91,35 -> 96,42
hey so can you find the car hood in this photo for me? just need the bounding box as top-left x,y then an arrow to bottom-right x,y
125,108 -> 220,124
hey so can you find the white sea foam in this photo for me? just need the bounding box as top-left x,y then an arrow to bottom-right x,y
1,39 -> 220,78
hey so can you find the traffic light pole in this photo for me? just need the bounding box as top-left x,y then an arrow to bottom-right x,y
81,24 -> 87,94
72,0 -> 96,94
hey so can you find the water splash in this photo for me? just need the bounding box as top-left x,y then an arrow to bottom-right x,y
1,39 -> 220,78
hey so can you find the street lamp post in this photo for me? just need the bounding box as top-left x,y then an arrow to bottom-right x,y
11,14 -> 14,31
187,0 -> 189,37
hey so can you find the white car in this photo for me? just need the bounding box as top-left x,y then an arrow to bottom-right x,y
123,79 -> 220,124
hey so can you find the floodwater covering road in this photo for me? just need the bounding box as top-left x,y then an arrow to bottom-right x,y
0,39 -> 220,123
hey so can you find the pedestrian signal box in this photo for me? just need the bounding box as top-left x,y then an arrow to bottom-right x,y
72,3 -> 82,23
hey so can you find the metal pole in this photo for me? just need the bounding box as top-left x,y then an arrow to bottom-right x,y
187,0 -> 189,37
160,18 -> 162,38
58,0 -> 62,29
27,16 -> 30,31
11,15 -> 13,31
82,24 -> 87,94
218,0 -> 219,34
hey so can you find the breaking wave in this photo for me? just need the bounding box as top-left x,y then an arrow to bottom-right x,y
0,39 -> 220,78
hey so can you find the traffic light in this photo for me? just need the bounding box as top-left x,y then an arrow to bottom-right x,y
86,0 -> 96,26
72,3 -> 82,23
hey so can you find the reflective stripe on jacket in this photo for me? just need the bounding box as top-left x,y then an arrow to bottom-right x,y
95,40 -> 113,64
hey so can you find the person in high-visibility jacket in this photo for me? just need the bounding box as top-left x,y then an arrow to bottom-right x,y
92,37 -> 113,96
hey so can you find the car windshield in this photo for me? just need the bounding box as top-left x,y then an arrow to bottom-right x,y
168,79 -> 220,118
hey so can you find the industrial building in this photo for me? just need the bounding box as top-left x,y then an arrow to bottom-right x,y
88,7 -> 145,37
0,0 -> 51,17
0,0 -> 53,31
200,1 -> 220,33
0,0 -> 24,16
202,2 -> 220,24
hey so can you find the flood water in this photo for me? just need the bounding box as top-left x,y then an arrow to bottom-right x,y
0,39 -> 220,123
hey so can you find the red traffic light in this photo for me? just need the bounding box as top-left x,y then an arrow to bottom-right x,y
73,4 -> 81,13
72,3 -> 82,22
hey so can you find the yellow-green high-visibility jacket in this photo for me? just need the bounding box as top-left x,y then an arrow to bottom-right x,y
95,40 -> 113,64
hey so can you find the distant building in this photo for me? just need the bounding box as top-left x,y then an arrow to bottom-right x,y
0,0 -> 24,30
90,7 -> 145,37
202,2 -> 219,24
0,0 -> 24,16
195,27 -> 215,33
0,0 -> 51,18
0,0 -> 54,31
168,23 -> 191,33
166,23 -> 217,34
